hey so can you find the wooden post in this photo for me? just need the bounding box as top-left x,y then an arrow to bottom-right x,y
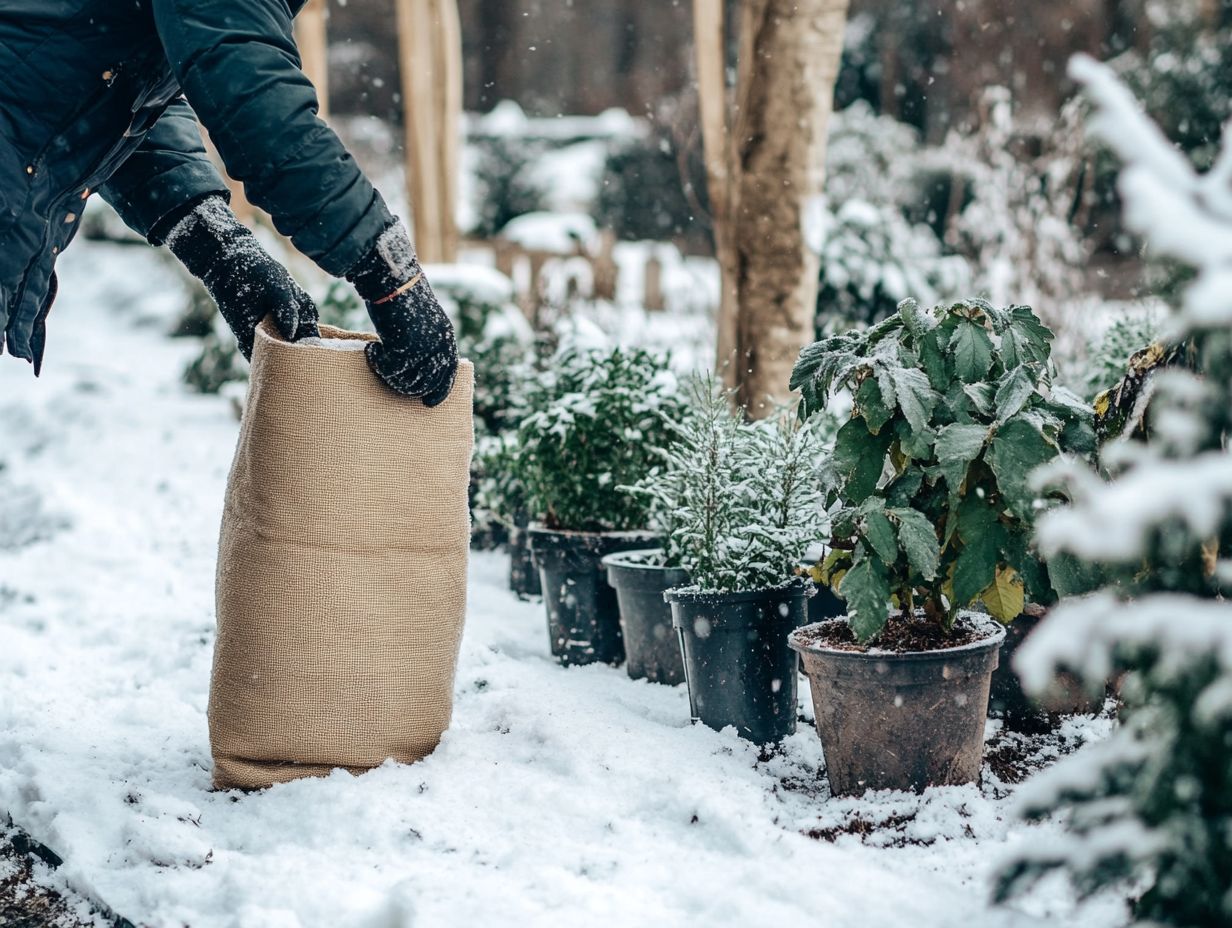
295,0 -> 330,120
396,0 -> 462,264
644,254 -> 665,312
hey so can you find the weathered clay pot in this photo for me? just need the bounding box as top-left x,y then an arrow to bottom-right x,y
602,549 -> 689,685
529,526 -> 657,666
790,616 -> 1005,795
665,580 -> 810,743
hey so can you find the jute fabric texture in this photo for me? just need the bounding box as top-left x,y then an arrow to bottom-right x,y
209,321 -> 473,789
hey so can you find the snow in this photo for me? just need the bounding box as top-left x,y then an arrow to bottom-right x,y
470,102 -> 644,143
0,240 -> 1130,927
293,337 -> 369,351
498,210 -> 600,253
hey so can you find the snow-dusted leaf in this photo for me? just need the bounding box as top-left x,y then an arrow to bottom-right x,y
951,320 -> 994,383
988,417 -> 1056,520
891,507 -> 940,581
840,552 -> 891,642
994,365 -> 1037,425
934,423 -> 988,493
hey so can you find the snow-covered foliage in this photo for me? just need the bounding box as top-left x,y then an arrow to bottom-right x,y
812,104 -> 972,330
1111,0 -> 1232,172
792,299 -> 1094,643
946,89 -> 1089,326
514,346 -> 683,532
813,198 -> 972,330
629,379 -> 825,591
1078,311 -> 1163,402
997,56 -> 1232,926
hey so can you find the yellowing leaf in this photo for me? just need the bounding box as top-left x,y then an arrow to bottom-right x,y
1093,390 -> 1111,418
980,565 -> 1025,623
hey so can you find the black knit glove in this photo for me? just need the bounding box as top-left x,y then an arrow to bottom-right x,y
345,224 -> 458,407
163,196 -> 319,360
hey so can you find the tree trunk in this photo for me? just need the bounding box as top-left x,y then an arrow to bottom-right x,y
732,0 -> 848,416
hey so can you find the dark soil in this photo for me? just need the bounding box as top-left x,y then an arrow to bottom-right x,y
803,812 -> 918,842
795,710 -> 1111,847
798,615 -> 986,654
0,829 -> 104,928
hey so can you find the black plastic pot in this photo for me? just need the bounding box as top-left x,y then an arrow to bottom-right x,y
664,581 -> 810,743
529,526 -> 657,666
806,584 -> 845,625
602,549 -> 689,685
790,616 -> 1005,796
507,522 -> 541,599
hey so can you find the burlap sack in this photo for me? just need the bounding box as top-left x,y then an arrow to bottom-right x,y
208,321 -> 473,790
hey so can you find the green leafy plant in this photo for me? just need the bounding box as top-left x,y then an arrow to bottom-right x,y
790,298 -> 1094,643
514,346 -> 683,533
630,379 -> 825,591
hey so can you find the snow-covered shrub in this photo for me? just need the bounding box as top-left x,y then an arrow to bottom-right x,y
1112,0 -> 1232,172
1080,311 -> 1163,402
995,57 -> 1232,926
469,136 -> 548,239
514,347 -> 683,532
946,88 -> 1089,328
593,105 -> 711,254
472,430 -> 527,530
630,378 -> 825,591
813,198 -> 971,330
791,298 -> 1094,643
812,103 -> 972,330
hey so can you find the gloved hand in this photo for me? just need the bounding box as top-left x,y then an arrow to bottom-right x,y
345,223 -> 458,407
163,196 -> 319,359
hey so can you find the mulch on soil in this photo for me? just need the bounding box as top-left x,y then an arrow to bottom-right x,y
0,828 -> 110,928
797,616 -> 986,654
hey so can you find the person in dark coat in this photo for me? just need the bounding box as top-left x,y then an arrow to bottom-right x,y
0,0 -> 456,405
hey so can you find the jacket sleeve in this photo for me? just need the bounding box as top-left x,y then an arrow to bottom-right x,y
150,0 -> 394,276
97,98 -> 232,242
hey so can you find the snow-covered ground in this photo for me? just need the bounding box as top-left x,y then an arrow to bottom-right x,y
0,241 -> 1128,927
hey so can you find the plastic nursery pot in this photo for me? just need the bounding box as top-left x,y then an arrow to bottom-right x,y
988,610 -> 1104,732
507,522 -> 541,599
601,549 -> 690,686
789,615 -> 1006,796
529,526 -> 658,667
664,581 -> 810,743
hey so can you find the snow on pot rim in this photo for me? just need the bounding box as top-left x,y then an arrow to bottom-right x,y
601,547 -> 676,570
663,576 -> 814,606
789,611 -> 1006,663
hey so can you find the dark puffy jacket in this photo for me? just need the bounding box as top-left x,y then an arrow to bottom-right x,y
0,0 -> 394,371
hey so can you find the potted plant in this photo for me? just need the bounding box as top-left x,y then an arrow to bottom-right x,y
517,346 -> 684,666
787,297 -> 1086,794
601,455 -> 693,685
651,380 -> 825,742
473,431 -> 540,598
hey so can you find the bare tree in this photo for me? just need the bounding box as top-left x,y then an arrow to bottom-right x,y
698,0 -> 850,416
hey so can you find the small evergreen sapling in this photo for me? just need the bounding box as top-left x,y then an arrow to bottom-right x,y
515,346 -> 683,533
995,56 -> 1232,927
632,379 -> 825,592
790,298 -> 1094,643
